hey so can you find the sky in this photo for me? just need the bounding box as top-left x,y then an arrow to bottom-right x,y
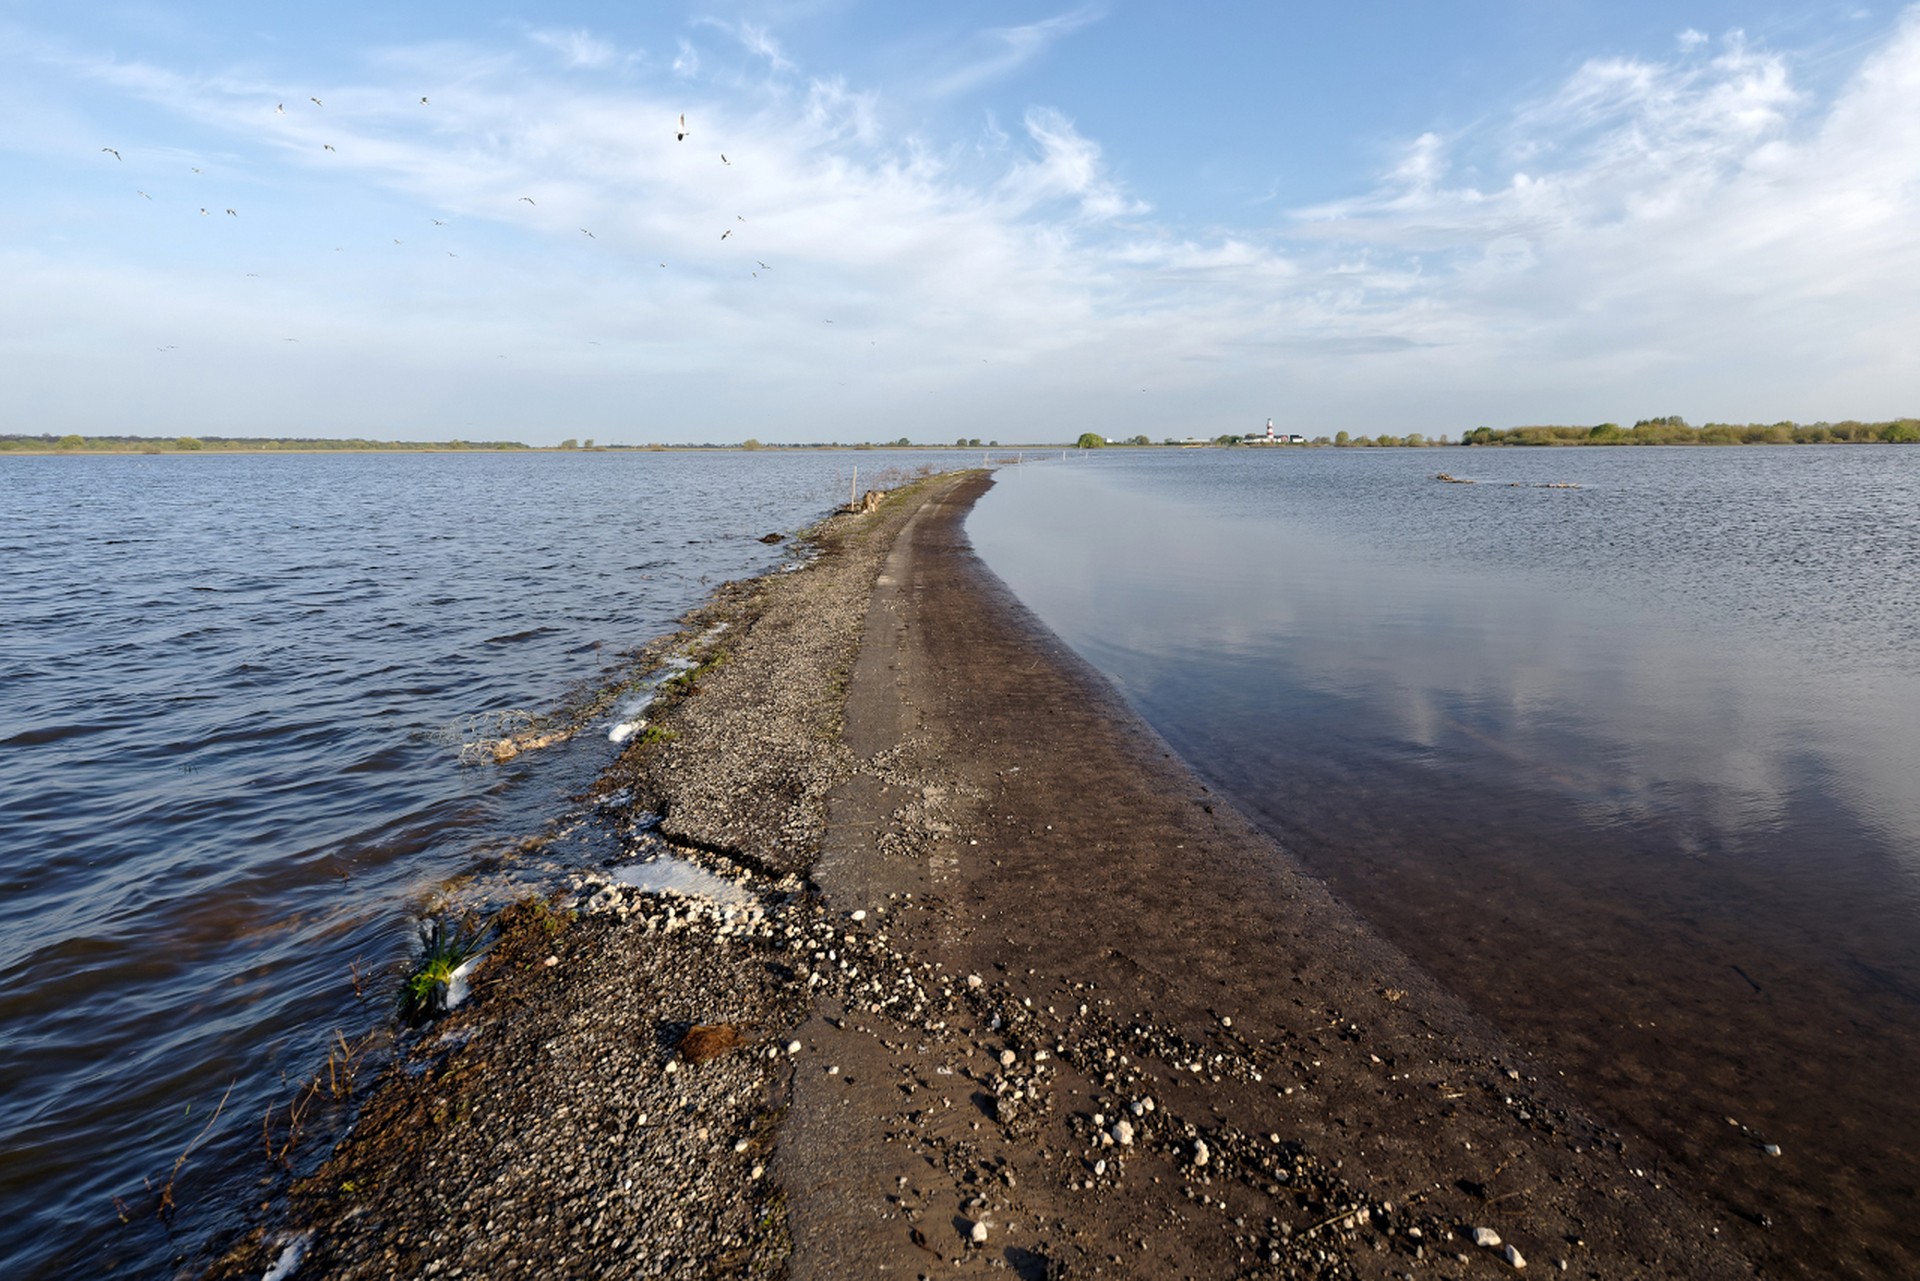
3,1 -> 1917,445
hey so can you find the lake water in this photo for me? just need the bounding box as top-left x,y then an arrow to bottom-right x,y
0,448 -> 961,1279
970,445 -> 1920,1278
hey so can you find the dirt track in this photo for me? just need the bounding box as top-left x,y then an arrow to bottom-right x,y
212,469 -> 1757,1280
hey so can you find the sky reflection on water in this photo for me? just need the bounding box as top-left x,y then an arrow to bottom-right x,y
970,448 -> 1920,1272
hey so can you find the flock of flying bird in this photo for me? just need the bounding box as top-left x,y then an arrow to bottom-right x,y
101,96 -> 810,349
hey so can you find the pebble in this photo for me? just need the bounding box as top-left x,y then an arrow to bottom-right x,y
970,1220 -> 989,1244
967,974 -> 984,989
1503,1243 -> 1527,1269
1094,1159 -> 1107,1176
1762,1143 -> 1782,1157
999,1049 -> 1016,1067
786,1040 -> 802,1054
1472,1227 -> 1502,1248
851,910 -> 867,922
543,955 -> 559,967
1193,1139 -> 1210,1167
1112,1120 -> 1135,1146
827,1065 -> 840,1075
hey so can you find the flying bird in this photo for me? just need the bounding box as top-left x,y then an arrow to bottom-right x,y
432,218 -> 446,225
101,147 -> 121,160
720,229 -> 732,239
310,96 -> 323,107
275,103 -> 284,114
225,208 -> 236,216
757,261 -> 769,269
191,166 -> 203,173
676,113 -> 689,141
519,196 -> 536,205
199,207 -> 209,215
720,154 -> 729,165
419,96 -> 429,105
580,228 -> 594,238
137,190 -> 151,200
323,144 -> 335,152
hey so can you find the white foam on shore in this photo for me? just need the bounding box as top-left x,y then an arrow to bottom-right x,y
611,856 -> 751,905
261,1233 -> 310,1281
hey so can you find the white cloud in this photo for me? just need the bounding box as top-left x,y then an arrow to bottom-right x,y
922,7 -> 1103,99
527,28 -> 620,70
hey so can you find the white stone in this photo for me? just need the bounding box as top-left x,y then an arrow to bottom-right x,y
851,910 -> 867,921
1112,1120 -> 1135,1146
1472,1227 -> 1502,1248
999,1049 -> 1016,1067
1193,1139 -> 1210,1167
970,1220 -> 989,1244
967,974 -> 984,989
1503,1244 -> 1527,1269
786,1040 -> 802,1054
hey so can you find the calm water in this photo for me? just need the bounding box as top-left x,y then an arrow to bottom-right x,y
971,446 -> 1920,1277
0,449 -> 957,1278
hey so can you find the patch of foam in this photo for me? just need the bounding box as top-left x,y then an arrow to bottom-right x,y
607,689 -> 659,742
444,955 -> 479,1011
611,856 -> 752,906
261,1233 -> 310,1281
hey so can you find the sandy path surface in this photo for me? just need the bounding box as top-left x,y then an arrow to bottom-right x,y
778,473 -> 1752,1279
209,470 -> 1757,1280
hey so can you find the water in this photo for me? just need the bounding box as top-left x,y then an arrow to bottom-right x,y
970,446 -> 1920,1275
0,448 -> 954,1278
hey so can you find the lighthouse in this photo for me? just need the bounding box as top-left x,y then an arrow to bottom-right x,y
1265,418 -> 1276,441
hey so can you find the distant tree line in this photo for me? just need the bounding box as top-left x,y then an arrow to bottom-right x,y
1461,417 -> 1920,446
0,433 -> 531,453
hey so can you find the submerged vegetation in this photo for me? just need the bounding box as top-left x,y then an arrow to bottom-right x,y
400,917 -> 491,1023
1462,416 -> 1920,446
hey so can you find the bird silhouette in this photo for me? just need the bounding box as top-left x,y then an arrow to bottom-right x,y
323,144 -> 335,152
419,96 -> 429,105
520,196 -> 536,205
275,103 -> 284,114
225,208 -> 237,216
310,96 -> 323,107
757,261 -> 770,269
137,190 -> 151,199
720,229 -> 732,240
580,228 -> 594,238
432,218 -> 446,225
101,147 -> 121,160
676,113 -> 690,141
191,166 -> 203,173
721,154 -> 729,165
199,207 -> 209,215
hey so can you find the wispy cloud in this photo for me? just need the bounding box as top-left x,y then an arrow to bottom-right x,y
922,7 -> 1103,99
527,28 -> 622,70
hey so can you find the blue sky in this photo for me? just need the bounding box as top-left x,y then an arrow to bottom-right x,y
3,1 -> 1916,444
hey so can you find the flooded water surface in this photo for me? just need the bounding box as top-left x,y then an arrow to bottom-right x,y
970,446 -> 1920,1277
0,448 -> 950,1278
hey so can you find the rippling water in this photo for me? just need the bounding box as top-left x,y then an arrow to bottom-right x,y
971,445 -> 1920,1276
0,449 -> 955,1278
